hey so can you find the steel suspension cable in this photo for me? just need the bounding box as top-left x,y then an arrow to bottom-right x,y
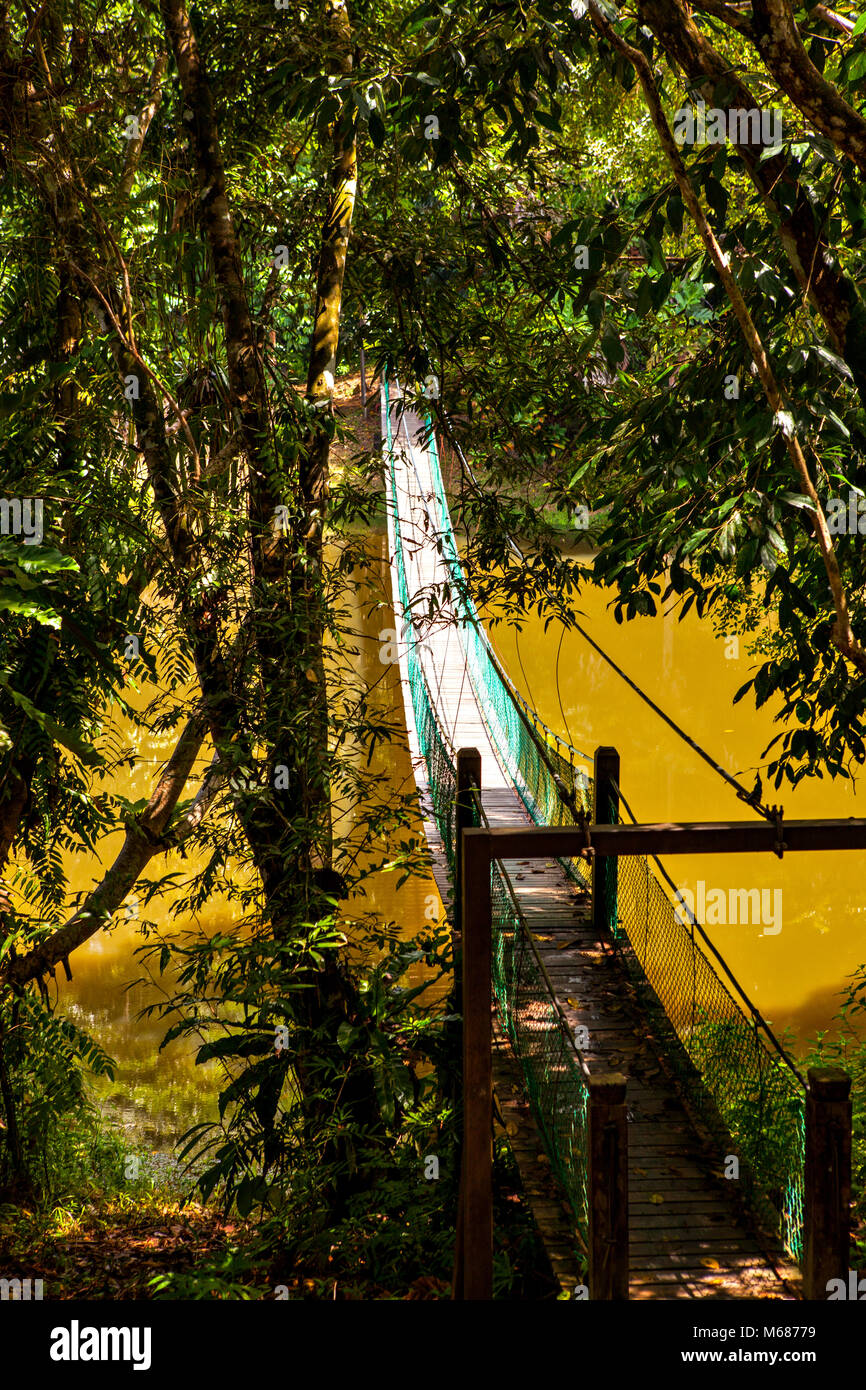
393,388 -> 591,797
433,405 -> 779,825
391,389 -> 471,750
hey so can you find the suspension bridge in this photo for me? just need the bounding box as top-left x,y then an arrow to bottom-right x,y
381,381 -> 853,1301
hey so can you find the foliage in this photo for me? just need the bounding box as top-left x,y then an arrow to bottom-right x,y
0,991 -> 116,1199
132,914 -> 456,1211
2,0 -> 866,1297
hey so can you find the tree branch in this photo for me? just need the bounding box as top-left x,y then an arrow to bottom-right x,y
2,712 -> 209,987
692,0 -> 855,38
158,0 -> 279,582
751,0 -> 866,173
638,0 -> 866,405
588,0 -> 866,675
692,0 -> 754,36
119,53 -> 167,203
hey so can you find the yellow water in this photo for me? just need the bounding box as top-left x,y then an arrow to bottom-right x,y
488,579 -> 865,1038
59,536 -> 442,1144
58,538 -> 862,1144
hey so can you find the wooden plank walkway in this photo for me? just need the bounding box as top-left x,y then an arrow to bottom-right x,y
383,389 -> 799,1300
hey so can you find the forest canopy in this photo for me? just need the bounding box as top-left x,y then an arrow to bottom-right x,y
1,0 -> 866,1302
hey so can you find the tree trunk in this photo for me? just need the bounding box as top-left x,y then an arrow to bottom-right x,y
638,0 -> 866,406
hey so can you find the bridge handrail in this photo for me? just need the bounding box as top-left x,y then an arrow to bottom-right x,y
384,377 -> 593,1248
407,395 -> 806,1043
470,787 -> 589,1075
615,781 -> 806,1090
394,401 -> 594,835
385,374 -> 807,1265
470,781 -> 593,1245
384,379 -> 461,865
388,393 -> 592,788
393,400 -> 599,911
421,416 -> 592,775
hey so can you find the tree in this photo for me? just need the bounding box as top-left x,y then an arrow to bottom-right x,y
0,0 -> 397,1199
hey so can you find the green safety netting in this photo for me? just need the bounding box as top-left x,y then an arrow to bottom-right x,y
384,382 -> 458,866
489,848 -> 591,1247
383,378 -> 806,1266
384,380 -> 592,1247
614,835 -> 805,1260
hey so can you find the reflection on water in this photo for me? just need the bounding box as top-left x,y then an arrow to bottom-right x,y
57,539 -> 862,1147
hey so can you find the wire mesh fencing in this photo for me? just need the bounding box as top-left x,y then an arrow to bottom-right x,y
485,812 -> 591,1250
425,420 -> 595,892
385,379 -> 806,1266
385,384 -> 457,868
385,385 -> 592,1251
614,840 -> 806,1261
430,398 -> 806,1261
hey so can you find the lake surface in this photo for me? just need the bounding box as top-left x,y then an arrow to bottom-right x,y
58,533 -> 863,1155
487,574 -> 865,1038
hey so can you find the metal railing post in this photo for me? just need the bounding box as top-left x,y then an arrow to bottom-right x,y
588,1072 -> 629,1300
804,1067 -> 852,1299
454,748 -> 482,945
592,746 -> 620,937
454,827 -> 493,1301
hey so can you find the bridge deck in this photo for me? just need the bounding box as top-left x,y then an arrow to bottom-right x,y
385,393 -> 796,1300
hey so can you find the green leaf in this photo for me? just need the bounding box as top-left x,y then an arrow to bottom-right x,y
196,1033 -> 271,1064
235,1176 -> 269,1218
636,275 -> 654,317
849,50 -> 866,81
704,177 -> 728,222
0,673 -> 103,765
651,270 -> 674,310
814,344 -> 853,379
337,1021 -> 361,1052
0,544 -> 77,574
369,109 -> 386,147
822,407 -> 850,439
600,327 -> 625,369
0,588 -> 61,626
535,107 -> 561,132
781,491 -> 816,512
681,527 -> 711,555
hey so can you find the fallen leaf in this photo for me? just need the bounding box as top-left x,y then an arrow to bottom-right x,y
700,1257 -> 721,1269
650,1194 -> 664,1205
